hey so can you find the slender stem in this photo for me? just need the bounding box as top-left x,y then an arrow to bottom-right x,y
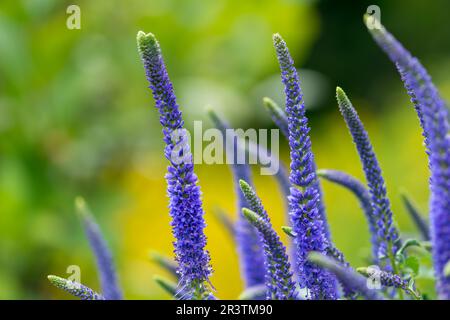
387,243 -> 404,300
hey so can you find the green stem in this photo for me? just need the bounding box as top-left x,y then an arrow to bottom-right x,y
387,243 -> 404,300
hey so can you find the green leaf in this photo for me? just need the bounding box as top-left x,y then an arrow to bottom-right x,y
396,239 -> 421,257
404,256 -> 420,275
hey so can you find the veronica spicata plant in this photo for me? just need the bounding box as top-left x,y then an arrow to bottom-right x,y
48,16 -> 449,301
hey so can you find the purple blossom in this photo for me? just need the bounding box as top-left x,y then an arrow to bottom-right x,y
399,63 -> 450,299
208,110 -> 266,288
366,21 -> 450,299
317,169 -> 378,262
241,203 -> 296,300
357,267 -> 420,299
137,31 -> 212,298
308,253 -> 384,300
48,275 -> 104,300
336,87 -> 400,268
262,96 -> 328,238
273,33 -> 338,299
263,97 -> 289,138
239,180 -> 270,222
357,267 -> 406,289
75,197 -> 122,300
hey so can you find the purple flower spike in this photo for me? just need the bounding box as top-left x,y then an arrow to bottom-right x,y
208,110 -> 266,288
263,97 -> 289,138
75,197 -> 122,300
308,253 -> 384,300
242,207 -> 296,300
48,275 -> 104,300
263,90 -> 329,240
336,87 -> 400,269
357,267 -> 421,300
239,179 -> 296,299
273,33 -> 338,300
137,31 -> 212,299
317,169 -> 378,262
366,21 -> 450,298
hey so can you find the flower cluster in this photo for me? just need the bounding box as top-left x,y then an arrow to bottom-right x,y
336,87 -> 400,267
48,275 -> 104,300
48,18 -> 449,301
366,18 -> 450,299
239,180 -> 296,300
137,31 -> 212,298
273,33 -> 337,299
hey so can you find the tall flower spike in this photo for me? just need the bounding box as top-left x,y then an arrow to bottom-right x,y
239,180 -> 295,299
308,253 -> 384,300
336,87 -> 400,269
317,169 -> 378,262
400,192 -> 430,241
357,267 -> 420,299
273,33 -> 337,299
75,197 -> 122,300
398,54 -> 450,299
239,180 -> 270,222
137,31 -> 212,299
242,208 -> 296,300
262,95 -> 327,235
47,275 -> 104,300
263,97 -> 289,138
366,20 -> 450,298
207,109 -> 266,288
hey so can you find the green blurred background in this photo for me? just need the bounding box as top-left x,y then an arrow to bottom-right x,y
0,0 -> 449,299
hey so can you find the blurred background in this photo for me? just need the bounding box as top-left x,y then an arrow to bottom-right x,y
0,0 -> 449,299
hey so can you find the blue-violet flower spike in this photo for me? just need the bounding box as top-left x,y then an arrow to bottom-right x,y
336,87 -> 400,269
137,31 -> 212,299
273,33 -> 337,299
75,197 -> 122,300
263,97 -> 289,138
47,275 -> 104,300
242,208 -> 296,300
308,253 -> 383,300
357,267 -> 420,299
366,20 -> 450,298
